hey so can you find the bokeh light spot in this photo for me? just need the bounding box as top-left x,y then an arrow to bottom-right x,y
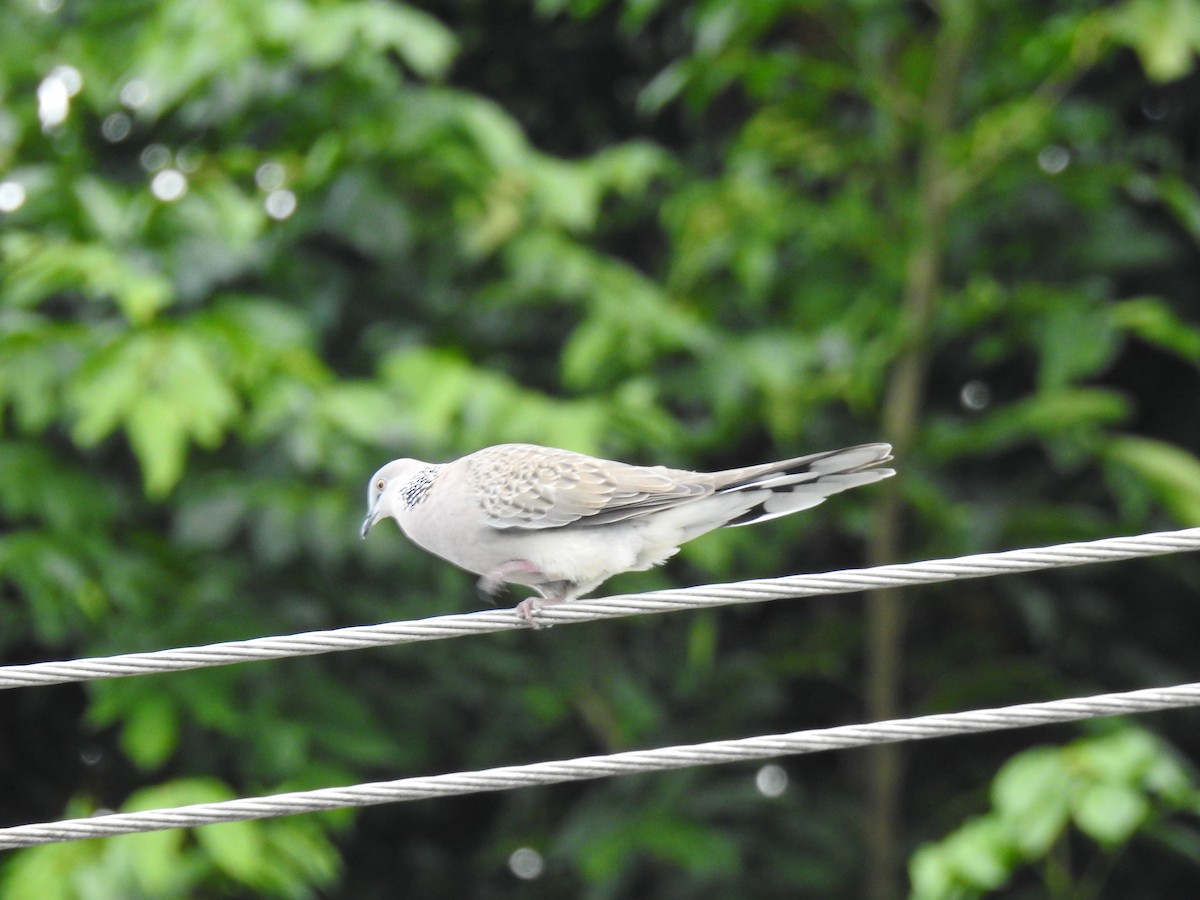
38,74 -> 70,129
102,112 -> 132,142
0,181 -> 27,213
1038,145 -> 1070,175
960,380 -> 992,411
755,763 -> 789,798
151,169 -> 187,202
508,848 -> 544,880
264,189 -> 297,220
120,79 -> 151,110
140,143 -> 170,172
255,161 -> 286,192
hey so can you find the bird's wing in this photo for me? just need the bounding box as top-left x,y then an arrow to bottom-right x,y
464,444 -> 712,530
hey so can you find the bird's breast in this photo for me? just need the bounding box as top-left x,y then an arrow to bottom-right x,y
397,497 -> 653,586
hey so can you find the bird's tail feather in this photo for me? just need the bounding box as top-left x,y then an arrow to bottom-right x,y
719,443 -> 893,528
637,443 -> 894,542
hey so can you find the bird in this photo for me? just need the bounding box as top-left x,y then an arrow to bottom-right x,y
361,442 -> 894,625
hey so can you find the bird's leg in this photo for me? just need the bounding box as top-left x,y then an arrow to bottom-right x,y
477,560 -> 545,605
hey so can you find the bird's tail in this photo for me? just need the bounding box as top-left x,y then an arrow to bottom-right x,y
644,443 -> 892,541
712,442 -> 894,527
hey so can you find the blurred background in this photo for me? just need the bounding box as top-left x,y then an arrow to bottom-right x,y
2,0 -> 1200,896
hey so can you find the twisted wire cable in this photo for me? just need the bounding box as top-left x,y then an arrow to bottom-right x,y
2,680 -> 1199,849
2,528 -> 1198,691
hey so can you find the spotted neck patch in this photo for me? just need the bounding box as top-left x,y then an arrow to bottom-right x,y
401,465 -> 441,509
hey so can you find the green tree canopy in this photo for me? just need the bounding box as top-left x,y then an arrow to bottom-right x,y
2,0 -> 1200,896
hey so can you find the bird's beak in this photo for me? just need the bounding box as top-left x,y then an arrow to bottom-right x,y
361,505 -> 380,539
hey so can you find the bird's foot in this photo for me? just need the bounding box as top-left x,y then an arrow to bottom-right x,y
515,594 -> 565,630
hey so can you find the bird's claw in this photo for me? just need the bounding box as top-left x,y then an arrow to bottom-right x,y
515,594 -> 566,630
515,597 -> 548,628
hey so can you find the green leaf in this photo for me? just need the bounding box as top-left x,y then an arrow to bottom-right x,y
105,827 -> 189,897
992,747 -> 1072,856
938,816 -> 1016,891
0,323 -> 82,433
0,841 -> 101,900
358,2 -> 458,78
120,691 -> 181,769
1140,175 -> 1200,245
1112,295 -> 1200,362
68,338 -> 148,448
1,233 -> 172,324
908,843 -> 957,900
588,141 -> 671,194
67,329 -> 238,496
1144,750 -> 1197,807
1072,782 -> 1151,847
257,816 -> 343,893
1107,436 -> 1200,525
639,61 -> 689,114
1034,297 -> 1119,389
75,176 -> 144,244
126,392 -> 190,499
122,777 -> 236,812
1108,0 -> 1200,81
528,155 -> 600,231
1071,727 -> 1162,784
454,94 -> 533,171
196,819 -> 268,883
289,0 -> 457,76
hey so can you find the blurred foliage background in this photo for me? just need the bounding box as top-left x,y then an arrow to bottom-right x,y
2,0 -> 1200,896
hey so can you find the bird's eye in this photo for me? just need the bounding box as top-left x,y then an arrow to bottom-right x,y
375,479 -> 386,492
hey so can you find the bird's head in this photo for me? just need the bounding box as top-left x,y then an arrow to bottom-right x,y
361,458 -> 430,538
